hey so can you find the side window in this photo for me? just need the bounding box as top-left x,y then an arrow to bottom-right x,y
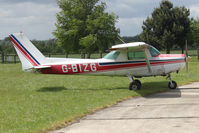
128,51 -> 145,60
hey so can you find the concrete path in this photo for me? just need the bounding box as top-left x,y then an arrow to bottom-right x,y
51,82 -> 199,133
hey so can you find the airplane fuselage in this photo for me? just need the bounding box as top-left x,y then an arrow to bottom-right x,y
39,54 -> 185,77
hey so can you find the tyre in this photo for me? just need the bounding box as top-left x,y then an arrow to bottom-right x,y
129,81 -> 141,90
168,80 -> 177,89
134,80 -> 141,89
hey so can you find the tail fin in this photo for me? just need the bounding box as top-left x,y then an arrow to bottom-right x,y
9,32 -> 48,71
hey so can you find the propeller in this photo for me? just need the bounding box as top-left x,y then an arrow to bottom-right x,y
185,40 -> 192,72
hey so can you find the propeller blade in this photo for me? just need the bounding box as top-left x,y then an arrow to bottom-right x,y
186,56 -> 192,62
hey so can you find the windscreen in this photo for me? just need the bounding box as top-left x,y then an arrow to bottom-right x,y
149,46 -> 160,57
103,51 -> 120,60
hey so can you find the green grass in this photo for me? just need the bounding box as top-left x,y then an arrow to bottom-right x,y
1,56 -> 199,133
161,49 -> 198,56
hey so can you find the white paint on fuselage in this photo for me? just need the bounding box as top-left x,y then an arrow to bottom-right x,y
42,50 -> 185,77
43,56 -> 185,77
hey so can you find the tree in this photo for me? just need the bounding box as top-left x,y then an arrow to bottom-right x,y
53,0 -> 120,57
190,19 -> 199,45
0,37 -> 15,53
173,6 -> 191,53
142,0 -> 190,53
121,34 -> 142,43
79,34 -> 97,57
31,39 -> 63,54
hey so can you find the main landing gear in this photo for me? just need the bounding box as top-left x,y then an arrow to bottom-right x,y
167,74 -> 177,89
127,74 -> 178,91
128,75 -> 141,90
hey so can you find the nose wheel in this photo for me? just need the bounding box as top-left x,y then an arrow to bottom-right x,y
168,80 -> 177,89
167,74 -> 177,89
128,75 -> 142,90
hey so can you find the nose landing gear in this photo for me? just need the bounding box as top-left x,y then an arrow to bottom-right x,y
167,74 -> 177,89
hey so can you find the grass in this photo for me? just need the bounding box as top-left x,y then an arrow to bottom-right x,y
0,56 -> 199,133
160,50 -> 199,56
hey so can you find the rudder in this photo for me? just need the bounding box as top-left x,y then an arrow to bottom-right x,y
9,32 -> 48,71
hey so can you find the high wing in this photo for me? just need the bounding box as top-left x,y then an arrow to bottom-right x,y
108,42 -> 150,51
109,42 -> 152,72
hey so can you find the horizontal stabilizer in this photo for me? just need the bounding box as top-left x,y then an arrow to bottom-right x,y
33,66 -> 51,69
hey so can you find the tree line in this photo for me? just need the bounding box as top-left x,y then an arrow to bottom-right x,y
52,0 -> 199,54
1,0 -> 199,55
0,36 -> 138,54
0,38 -> 63,54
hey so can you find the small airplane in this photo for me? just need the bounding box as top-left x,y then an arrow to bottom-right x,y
9,32 -> 191,90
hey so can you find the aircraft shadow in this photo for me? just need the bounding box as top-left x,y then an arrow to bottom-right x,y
37,86 -> 67,92
37,86 -> 127,92
36,81 -> 185,98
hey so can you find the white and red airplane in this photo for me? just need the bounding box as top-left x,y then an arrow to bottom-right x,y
9,32 -> 191,90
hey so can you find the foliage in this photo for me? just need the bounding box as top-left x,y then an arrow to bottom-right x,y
190,18 -> 199,46
31,39 -> 63,54
0,37 -> 15,53
0,37 -> 63,54
53,0 -> 120,56
141,0 -> 191,53
121,35 -> 142,43
79,34 -> 97,57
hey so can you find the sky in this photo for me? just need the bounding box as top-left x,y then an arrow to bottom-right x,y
1,0 -> 199,40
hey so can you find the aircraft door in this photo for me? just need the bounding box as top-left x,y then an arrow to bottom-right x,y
148,46 -> 165,75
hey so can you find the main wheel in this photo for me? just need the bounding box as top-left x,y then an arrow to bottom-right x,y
134,80 -> 141,89
168,80 -> 177,89
129,80 -> 141,90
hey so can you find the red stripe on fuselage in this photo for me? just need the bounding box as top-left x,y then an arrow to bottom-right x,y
9,35 -> 38,66
39,59 -> 185,75
155,54 -> 185,57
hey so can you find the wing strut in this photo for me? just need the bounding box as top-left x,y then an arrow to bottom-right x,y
144,48 -> 152,73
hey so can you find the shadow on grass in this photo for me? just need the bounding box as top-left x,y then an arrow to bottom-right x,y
36,86 -> 125,92
37,86 -> 67,92
36,81 -> 179,98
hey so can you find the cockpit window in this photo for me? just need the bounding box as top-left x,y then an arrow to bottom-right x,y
103,51 -> 120,60
128,51 -> 145,60
149,46 -> 160,57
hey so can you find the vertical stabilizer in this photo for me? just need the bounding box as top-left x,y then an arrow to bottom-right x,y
9,33 -> 48,71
